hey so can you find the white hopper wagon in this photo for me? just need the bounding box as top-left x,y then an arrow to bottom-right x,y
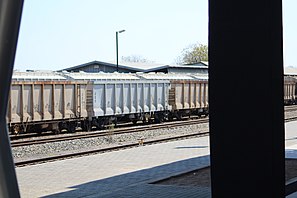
63,72 -> 171,129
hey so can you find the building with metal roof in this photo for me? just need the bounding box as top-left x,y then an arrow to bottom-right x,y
146,62 -> 208,74
284,67 -> 297,76
59,60 -> 167,73
59,60 -> 208,74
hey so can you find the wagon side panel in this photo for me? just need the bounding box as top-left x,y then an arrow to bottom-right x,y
21,85 -> 33,122
115,84 -> 123,114
205,82 -> 209,107
10,85 -> 21,123
105,84 -> 115,116
33,84 -> 42,121
131,83 -> 137,113
79,84 -> 88,118
174,83 -> 183,109
93,84 -> 105,117
190,82 -> 195,108
54,84 -> 63,119
143,83 -> 150,112
64,84 -> 75,118
150,83 -> 156,111
123,83 -> 131,114
157,83 -> 164,111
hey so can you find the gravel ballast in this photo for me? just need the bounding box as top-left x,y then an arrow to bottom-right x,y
12,122 -> 209,162
12,108 -> 297,163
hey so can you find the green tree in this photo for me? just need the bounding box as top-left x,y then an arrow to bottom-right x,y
176,43 -> 208,65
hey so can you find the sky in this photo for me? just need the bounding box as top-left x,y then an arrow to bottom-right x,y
14,0 -> 297,71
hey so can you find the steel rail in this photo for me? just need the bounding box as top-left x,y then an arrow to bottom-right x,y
11,118 -> 209,147
15,131 -> 209,167
11,115 -> 297,147
285,105 -> 297,112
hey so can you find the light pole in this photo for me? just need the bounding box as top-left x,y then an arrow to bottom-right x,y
116,29 -> 125,72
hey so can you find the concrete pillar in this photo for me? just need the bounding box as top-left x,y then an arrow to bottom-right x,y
209,1 -> 285,197
0,0 -> 24,197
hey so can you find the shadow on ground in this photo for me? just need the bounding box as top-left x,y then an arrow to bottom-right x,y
43,155 -> 210,198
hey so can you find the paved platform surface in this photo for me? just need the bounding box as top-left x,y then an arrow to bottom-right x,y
286,121 -> 297,198
15,121 -> 297,197
16,136 -> 211,197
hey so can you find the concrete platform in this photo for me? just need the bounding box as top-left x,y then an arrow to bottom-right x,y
15,120 -> 297,197
286,121 -> 297,159
286,121 -> 297,198
16,136 -> 211,197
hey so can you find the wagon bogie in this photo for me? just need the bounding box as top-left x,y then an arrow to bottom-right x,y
8,118 -> 83,135
153,112 -> 167,123
67,122 -> 77,133
81,120 -> 92,132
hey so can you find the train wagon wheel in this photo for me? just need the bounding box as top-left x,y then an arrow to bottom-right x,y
176,113 -> 182,121
154,114 -> 163,124
12,124 -> 21,135
113,118 -> 118,127
142,118 -> 147,124
168,114 -> 173,121
142,114 -> 151,124
67,123 -> 76,133
53,129 -> 61,135
81,121 -> 91,132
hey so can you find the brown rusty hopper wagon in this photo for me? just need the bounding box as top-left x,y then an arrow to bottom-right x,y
137,73 -> 208,120
7,71 -> 88,134
284,76 -> 297,105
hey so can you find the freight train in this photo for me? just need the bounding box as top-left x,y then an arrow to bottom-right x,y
284,76 -> 297,105
7,71 -> 208,134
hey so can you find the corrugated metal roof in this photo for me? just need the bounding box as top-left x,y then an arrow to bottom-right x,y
58,60 -> 208,73
106,61 -> 168,70
59,60 -> 168,72
145,63 -> 208,73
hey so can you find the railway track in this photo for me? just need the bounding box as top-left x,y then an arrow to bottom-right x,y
12,114 -> 297,148
10,105 -> 297,141
15,131 -> 209,167
11,118 -> 209,148
285,105 -> 297,112
285,116 -> 297,122
14,115 -> 297,167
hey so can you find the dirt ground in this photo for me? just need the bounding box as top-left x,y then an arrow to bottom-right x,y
154,159 -> 297,187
